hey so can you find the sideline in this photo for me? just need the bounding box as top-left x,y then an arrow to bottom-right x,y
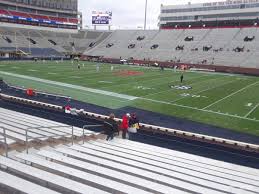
0,71 -> 138,101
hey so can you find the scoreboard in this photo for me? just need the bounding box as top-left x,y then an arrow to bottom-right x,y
92,11 -> 112,25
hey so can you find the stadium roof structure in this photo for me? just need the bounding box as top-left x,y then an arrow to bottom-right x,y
0,0 -> 81,29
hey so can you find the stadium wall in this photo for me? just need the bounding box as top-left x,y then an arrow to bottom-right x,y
101,58 -> 259,76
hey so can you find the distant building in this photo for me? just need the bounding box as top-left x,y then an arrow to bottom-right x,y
159,0 -> 259,29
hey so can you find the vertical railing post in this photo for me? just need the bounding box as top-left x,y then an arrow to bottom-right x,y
83,126 -> 85,145
3,127 -> 8,157
71,126 -> 74,145
25,129 -> 28,154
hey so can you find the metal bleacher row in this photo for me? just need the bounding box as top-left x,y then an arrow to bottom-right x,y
0,137 -> 258,193
0,107 -> 96,146
1,25 -> 259,68
84,27 -> 259,69
0,25 -> 112,56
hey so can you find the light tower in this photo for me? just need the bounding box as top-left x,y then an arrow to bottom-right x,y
144,0 -> 148,30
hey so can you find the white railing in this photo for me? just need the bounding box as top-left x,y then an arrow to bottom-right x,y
0,124 -> 75,156
0,127 -> 8,157
1,93 -> 259,152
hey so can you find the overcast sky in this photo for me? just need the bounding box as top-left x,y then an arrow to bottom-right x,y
78,0 -> 219,30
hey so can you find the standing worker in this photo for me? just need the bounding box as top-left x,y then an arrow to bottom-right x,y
96,63 -> 100,72
180,74 -> 184,83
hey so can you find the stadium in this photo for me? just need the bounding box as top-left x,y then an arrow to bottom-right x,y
0,0 -> 259,193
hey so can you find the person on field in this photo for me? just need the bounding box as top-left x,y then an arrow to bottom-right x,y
96,63 -> 100,72
160,64 -> 164,71
180,74 -> 184,83
120,113 -> 130,139
128,113 -> 139,140
104,113 -> 118,141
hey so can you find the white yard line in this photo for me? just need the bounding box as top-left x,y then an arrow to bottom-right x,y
140,97 -> 259,122
0,71 -> 138,101
70,76 -> 82,79
244,103 -> 259,118
202,80 -> 259,110
99,81 -> 113,84
100,71 -> 178,90
171,79 -> 238,103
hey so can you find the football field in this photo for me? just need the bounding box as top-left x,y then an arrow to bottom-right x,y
0,60 -> 259,136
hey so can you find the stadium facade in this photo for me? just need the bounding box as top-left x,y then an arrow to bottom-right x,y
159,0 -> 259,29
0,0 -> 82,29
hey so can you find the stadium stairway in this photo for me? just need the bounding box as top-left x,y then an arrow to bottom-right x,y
0,107 -> 100,156
0,137 -> 258,193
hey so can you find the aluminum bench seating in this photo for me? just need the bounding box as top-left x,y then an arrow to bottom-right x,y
57,145 -> 237,194
15,153 -> 153,194
83,141 -> 258,193
0,156 -> 108,194
95,139 -> 259,187
0,113 -> 70,138
114,139 -> 259,179
36,149 -> 187,194
0,170 -> 60,194
0,108 -> 95,137
0,134 -> 16,145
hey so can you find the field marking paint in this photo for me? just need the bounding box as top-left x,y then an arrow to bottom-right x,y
140,74 -> 211,98
246,103 -> 253,107
100,71 -> 179,90
140,97 -> 259,122
171,79 -> 238,104
28,69 -> 38,72
99,81 -> 113,84
47,73 -> 58,75
70,76 -> 82,79
0,71 -> 138,101
202,80 -> 259,110
244,103 -> 259,118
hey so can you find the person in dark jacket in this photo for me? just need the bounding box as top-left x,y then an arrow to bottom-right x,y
180,74 -> 184,83
104,113 -> 118,141
128,113 -> 139,140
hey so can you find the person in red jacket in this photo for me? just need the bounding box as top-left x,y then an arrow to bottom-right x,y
120,113 -> 130,139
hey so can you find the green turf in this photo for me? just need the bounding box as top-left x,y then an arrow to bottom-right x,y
0,60 -> 259,136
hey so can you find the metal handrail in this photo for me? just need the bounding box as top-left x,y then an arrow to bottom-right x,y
0,127 -> 8,157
